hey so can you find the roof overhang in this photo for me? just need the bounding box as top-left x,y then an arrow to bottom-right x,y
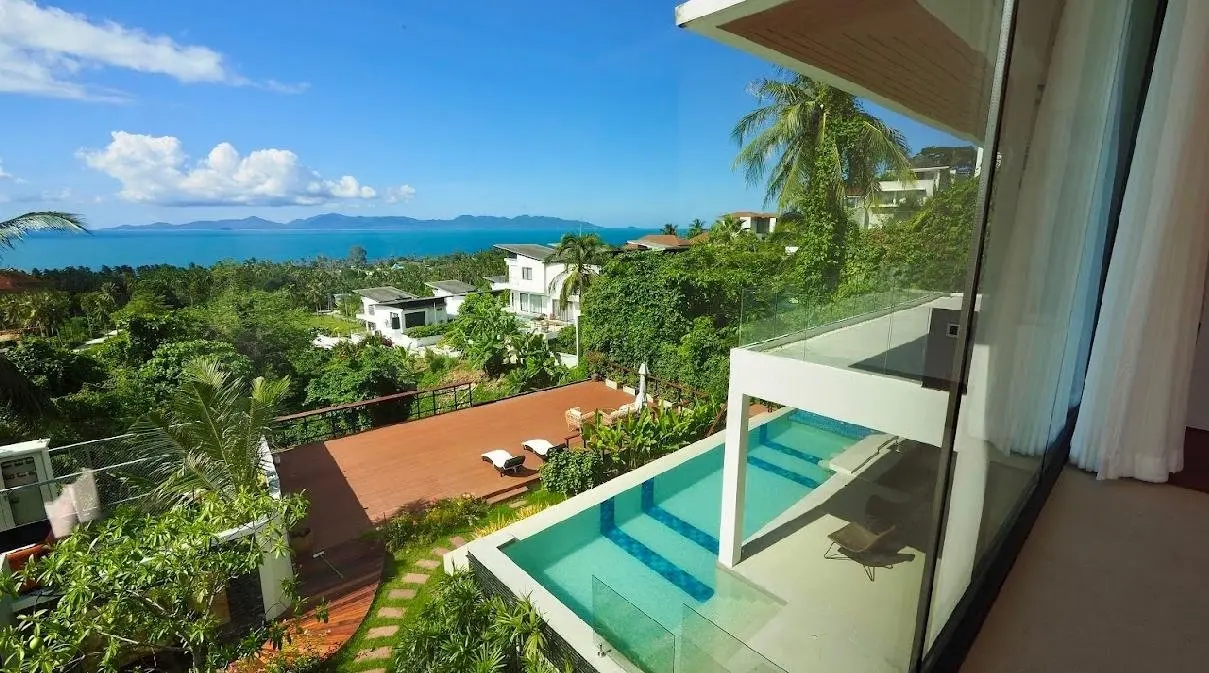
676,0 -> 1002,143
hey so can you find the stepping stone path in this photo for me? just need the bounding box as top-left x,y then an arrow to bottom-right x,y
367,624 -> 399,639
510,500 -> 526,509
354,542 -> 456,663
355,646 -> 391,661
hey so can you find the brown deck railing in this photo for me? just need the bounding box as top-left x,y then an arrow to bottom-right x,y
272,381 -> 474,447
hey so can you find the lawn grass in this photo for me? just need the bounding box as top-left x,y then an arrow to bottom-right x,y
325,488 -> 566,672
308,313 -> 360,336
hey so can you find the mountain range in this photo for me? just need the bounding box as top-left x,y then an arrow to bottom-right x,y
110,213 -> 602,232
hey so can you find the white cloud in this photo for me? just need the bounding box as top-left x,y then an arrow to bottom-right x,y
0,0 -> 302,100
0,158 -> 11,180
79,131 -> 386,207
386,185 -> 416,203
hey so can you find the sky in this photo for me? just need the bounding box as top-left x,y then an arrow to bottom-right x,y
0,0 -> 962,229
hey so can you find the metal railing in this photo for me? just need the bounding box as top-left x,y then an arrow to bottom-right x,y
0,435 -> 157,517
271,381 -> 475,448
588,357 -> 714,409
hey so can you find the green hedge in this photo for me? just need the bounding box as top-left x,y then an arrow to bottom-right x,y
405,322 -> 451,339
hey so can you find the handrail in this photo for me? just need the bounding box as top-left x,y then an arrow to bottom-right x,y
273,380 -> 469,422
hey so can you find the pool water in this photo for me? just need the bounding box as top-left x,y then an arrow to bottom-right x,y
503,411 -> 867,646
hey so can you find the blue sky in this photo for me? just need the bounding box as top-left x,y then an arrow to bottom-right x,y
0,0 -> 961,229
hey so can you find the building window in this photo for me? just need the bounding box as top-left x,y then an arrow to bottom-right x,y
390,312 -> 400,330
367,305 -> 375,316
522,267 -> 533,281
404,311 -> 426,328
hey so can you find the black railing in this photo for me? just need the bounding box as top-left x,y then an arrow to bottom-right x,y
587,355 -> 713,409
272,381 -> 475,448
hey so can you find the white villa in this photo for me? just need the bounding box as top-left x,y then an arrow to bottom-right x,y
730,211 -> 780,235
424,279 -> 479,316
847,166 -> 957,228
354,286 -> 450,347
493,243 -> 587,323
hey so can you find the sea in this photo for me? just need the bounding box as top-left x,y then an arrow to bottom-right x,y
2,227 -> 660,271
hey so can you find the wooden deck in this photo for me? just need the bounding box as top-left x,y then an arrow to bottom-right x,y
277,380 -> 634,550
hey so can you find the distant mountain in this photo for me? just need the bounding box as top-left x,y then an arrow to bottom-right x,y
111,214 -> 602,232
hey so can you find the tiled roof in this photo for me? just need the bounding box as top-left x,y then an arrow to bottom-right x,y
494,244 -> 557,261
626,234 -> 693,250
354,286 -> 416,303
424,280 -> 477,295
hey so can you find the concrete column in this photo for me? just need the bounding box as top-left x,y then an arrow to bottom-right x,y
719,385 -> 751,568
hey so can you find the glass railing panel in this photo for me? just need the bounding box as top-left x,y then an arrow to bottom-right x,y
592,575 -> 677,673
677,603 -> 787,673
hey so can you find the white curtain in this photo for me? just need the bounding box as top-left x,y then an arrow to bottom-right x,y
976,0 -> 1133,457
1070,0 -> 1209,481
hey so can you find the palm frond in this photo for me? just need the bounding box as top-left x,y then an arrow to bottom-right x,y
0,212 -> 87,250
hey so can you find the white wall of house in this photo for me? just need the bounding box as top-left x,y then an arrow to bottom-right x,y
848,167 -> 955,227
356,296 -> 448,343
501,254 -> 582,322
738,215 -> 778,235
429,289 -> 470,317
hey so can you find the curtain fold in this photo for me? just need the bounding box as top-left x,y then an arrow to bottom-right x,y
977,0 -> 1132,457
1070,0 -> 1209,481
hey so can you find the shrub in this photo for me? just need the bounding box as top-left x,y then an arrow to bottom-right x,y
374,495 -> 489,552
406,322 -> 451,339
539,449 -> 616,496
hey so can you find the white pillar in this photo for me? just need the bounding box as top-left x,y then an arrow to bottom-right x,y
719,386 -> 751,568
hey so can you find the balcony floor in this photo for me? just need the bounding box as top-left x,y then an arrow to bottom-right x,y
276,380 -> 634,551
961,468 -> 1209,673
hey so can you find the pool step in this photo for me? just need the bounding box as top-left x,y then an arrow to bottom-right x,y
762,437 -> 825,466
748,456 -> 821,488
642,480 -> 720,554
601,499 -> 714,602
788,408 -> 873,440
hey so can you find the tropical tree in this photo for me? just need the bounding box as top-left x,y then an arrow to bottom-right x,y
661,223 -> 678,236
686,218 -> 707,238
547,232 -> 608,313
0,211 -> 86,256
445,293 -> 521,377
506,332 -> 567,391
732,73 -> 913,212
128,359 -> 290,509
0,212 -> 86,415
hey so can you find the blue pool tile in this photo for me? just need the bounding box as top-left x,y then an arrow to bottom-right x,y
763,437 -> 826,466
748,455 -> 821,488
602,525 -> 714,602
789,409 -> 873,440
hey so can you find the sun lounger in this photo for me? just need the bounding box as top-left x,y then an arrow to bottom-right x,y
522,439 -> 560,458
481,449 -> 525,476
823,495 -> 907,580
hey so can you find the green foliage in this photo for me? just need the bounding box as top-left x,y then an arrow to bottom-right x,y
392,571 -> 550,673
445,293 -> 520,378
538,448 -> 614,496
348,244 -> 368,265
304,340 -> 415,407
4,336 -> 105,396
129,360 -> 290,509
505,332 -> 566,392
137,339 -> 254,402
374,496 -> 490,553
0,489 -> 307,673
406,321 -> 451,339
547,325 -> 577,355
190,290 -> 315,377
547,233 -> 608,312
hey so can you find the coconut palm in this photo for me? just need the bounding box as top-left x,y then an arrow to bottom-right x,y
128,359 -> 290,509
0,211 -> 86,415
0,211 -> 86,257
732,74 -> 913,212
547,232 -> 608,313
686,218 -> 707,238
660,223 -> 678,236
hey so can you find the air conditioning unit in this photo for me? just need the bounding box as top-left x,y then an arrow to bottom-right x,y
0,439 -> 56,533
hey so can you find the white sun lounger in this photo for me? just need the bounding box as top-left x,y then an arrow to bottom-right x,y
481,449 -> 525,476
522,439 -> 559,458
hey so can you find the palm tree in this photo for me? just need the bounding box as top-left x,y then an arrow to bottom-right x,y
129,359 -> 290,509
686,218 -> 707,238
661,223 -> 678,236
0,212 -> 86,415
547,233 -> 607,313
732,74 -> 913,212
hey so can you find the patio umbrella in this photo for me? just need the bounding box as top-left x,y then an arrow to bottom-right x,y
636,362 -> 648,407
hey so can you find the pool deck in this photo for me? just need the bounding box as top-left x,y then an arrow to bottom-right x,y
277,380 -> 636,550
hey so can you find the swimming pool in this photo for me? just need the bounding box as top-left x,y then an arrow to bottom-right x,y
502,410 -> 870,669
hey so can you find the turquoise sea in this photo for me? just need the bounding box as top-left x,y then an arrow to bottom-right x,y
2,227 -> 659,271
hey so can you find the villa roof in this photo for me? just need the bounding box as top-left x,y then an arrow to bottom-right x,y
728,211 -> 779,218
0,271 -> 42,293
626,234 -> 694,251
425,280 -> 477,295
484,274 -> 507,283
494,243 -> 557,261
354,286 -> 416,303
